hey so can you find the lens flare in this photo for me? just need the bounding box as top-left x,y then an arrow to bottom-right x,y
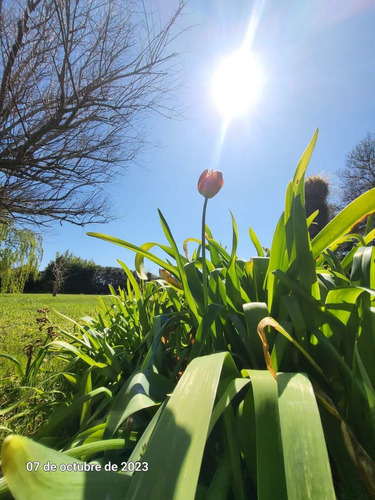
211,49 -> 264,120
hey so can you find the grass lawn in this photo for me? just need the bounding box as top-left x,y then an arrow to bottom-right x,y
0,293 -> 111,437
0,293 -> 107,378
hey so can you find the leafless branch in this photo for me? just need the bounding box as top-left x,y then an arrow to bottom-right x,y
338,132 -> 375,207
0,0 -> 186,227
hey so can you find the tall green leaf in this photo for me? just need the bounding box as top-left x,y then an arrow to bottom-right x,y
277,373 -> 336,499
1,435 -> 131,500
126,352 -> 233,500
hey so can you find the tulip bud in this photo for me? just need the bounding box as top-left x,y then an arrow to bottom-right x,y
197,169 -> 224,198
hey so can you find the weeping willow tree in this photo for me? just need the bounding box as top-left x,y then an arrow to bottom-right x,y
0,224 -> 43,293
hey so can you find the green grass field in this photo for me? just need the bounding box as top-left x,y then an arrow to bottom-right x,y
0,293 -> 110,437
0,293 -> 107,379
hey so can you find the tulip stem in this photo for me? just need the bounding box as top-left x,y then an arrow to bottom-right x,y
201,196 -> 209,309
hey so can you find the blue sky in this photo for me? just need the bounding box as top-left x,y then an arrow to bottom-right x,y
39,0 -> 375,275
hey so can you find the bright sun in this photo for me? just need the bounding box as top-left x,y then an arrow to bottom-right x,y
211,49 -> 263,120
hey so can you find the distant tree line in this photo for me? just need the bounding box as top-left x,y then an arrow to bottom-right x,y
23,251 -> 156,295
2,131 -> 374,295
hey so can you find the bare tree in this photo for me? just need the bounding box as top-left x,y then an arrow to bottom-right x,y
51,253 -> 67,296
0,0 -> 185,227
336,132 -> 375,242
338,132 -> 375,207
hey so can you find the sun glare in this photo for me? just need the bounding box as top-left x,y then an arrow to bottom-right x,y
211,49 -> 263,120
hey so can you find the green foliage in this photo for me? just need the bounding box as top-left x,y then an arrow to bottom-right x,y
0,225 -> 43,293
35,250 -> 155,294
1,131 -> 375,498
42,251 -> 98,295
1,355 -> 335,500
92,266 -> 129,294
